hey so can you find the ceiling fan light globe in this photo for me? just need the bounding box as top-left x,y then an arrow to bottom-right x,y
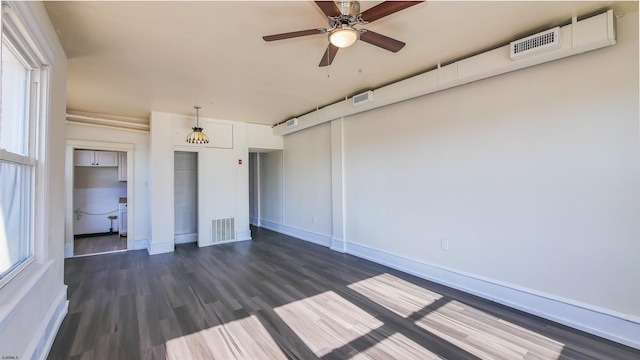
329,27 -> 359,48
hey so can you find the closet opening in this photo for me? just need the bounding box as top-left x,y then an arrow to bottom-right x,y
174,151 -> 199,244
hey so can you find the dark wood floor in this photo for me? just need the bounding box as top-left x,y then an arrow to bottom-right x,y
49,227 -> 640,359
74,234 -> 126,256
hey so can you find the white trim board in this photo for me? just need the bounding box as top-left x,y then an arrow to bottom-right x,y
24,287 -> 68,360
147,241 -> 174,255
64,243 -> 73,259
260,220 -> 331,247
330,238 -> 346,253
237,230 -> 252,241
174,233 -> 197,244
345,241 -> 640,350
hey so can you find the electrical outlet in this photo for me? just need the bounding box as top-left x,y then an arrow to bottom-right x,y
441,239 -> 449,251
312,217 -> 316,224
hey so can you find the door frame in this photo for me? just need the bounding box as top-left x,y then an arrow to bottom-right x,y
64,139 -> 135,258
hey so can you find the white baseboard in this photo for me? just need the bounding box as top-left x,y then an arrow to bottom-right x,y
64,243 -> 73,258
147,241 -> 174,255
26,286 -> 68,360
260,220 -> 331,247
346,241 -> 640,350
237,230 -> 252,241
330,238 -> 346,253
133,239 -> 148,250
174,233 -> 197,244
250,217 -> 260,226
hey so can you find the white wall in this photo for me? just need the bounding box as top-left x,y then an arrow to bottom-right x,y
283,123 -> 332,236
248,123 -> 284,151
259,151 -> 283,224
267,12 -> 640,348
344,12 -> 639,316
73,167 -> 125,234
0,2 -> 69,359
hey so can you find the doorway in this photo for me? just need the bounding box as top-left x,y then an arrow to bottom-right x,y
65,140 -> 135,258
174,151 -> 198,244
72,149 -> 127,256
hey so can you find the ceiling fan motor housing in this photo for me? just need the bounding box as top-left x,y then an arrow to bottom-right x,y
330,0 -> 362,28
338,0 -> 360,17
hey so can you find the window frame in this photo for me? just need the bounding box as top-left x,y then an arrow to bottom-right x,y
0,1 -> 53,289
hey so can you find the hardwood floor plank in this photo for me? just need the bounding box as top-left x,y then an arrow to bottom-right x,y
74,234 -> 126,256
48,226 -> 640,359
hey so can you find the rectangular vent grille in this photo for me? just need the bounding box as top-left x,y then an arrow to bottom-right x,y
286,118 -> 298,128
353,91 -> 374,107
510,27 -> 561,60
211,218 -> 235,243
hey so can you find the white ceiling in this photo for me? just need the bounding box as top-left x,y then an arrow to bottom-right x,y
44,1 -> 637,125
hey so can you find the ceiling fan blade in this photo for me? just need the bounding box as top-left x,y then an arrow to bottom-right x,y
263,28 -> 326,42
315,1 -> 341,17
319,44 -> 339,67
359,30 -> 406,53
360,1 -> 422,23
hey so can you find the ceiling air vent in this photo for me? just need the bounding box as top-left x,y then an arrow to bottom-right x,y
353,90 -> 374,107
286,118 -> 298,128
510,27 -> 561,60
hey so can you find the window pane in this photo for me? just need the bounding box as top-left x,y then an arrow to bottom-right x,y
0,161 -> 33,278
1,42 -> 30,156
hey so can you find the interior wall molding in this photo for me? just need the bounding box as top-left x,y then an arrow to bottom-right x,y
25,287 -> 68,360
236,230 -> 252,241
147,240 -> 174,255
330,238 -> 346,253
174,233 -> 197,245
259,220 -> 331,247
64,243 -> 73,259
66,112 -> 149,133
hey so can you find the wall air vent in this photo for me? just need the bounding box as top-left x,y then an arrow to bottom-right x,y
286,118 -> 299,128
353,90 -> 374,107
510,27 -> 561,60
211,218 -> 235,243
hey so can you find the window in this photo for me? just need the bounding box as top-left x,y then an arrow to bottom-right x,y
0,2 -> 51,287
0,38 -> 37,282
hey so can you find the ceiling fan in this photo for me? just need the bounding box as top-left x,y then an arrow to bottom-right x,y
263,1 -> 422,67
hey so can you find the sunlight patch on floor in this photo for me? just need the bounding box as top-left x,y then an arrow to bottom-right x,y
275,290 -> 385,357
417,300 -> 565,359
350,332 -> 442,360
165,314 -> 287,360
348,273 -> 443,317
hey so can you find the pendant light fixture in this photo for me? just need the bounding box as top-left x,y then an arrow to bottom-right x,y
186,106 -> 209,144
